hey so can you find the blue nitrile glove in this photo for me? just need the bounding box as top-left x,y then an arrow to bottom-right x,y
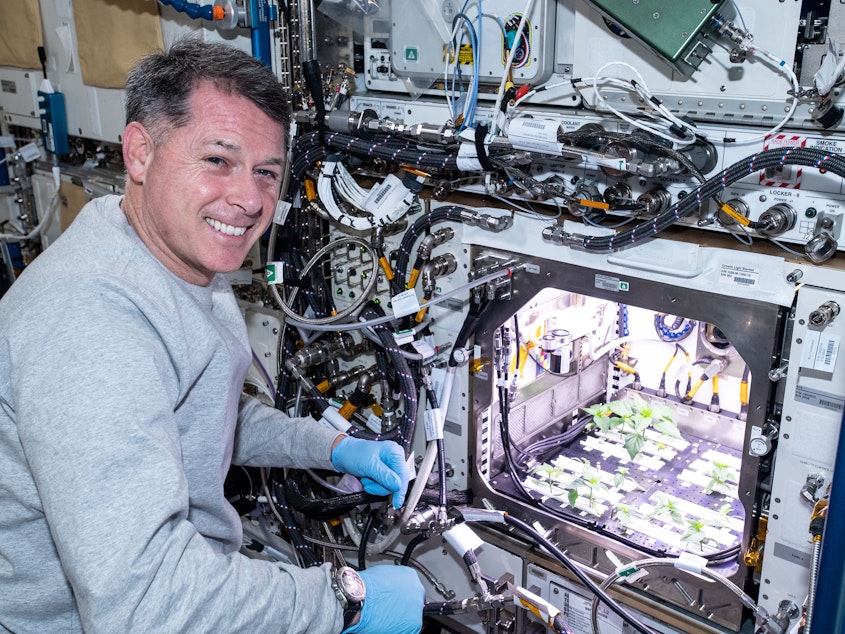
331,436 -> 409,508
344,565 -> 425,634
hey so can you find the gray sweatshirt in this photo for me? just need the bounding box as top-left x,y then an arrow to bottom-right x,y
0,195 -> 345,633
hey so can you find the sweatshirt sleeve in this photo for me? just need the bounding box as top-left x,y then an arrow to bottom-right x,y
233,395 -> 340,469
9,283 -> 344,634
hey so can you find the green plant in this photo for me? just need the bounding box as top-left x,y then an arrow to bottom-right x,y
613,466 -> 630,489
614,503 -> 632,528
584,394 -> 681,460
647,494 -> 684,525
567,460 -> 610,514
680,517 -> 724,551
705,461 -> 738,495
531,463 -> 566,494
681,519 -> 709,550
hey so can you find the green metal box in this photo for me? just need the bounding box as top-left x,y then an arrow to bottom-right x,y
585,0 -> 732,77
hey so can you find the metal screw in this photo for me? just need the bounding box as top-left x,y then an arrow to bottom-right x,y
653,12 -> 660,19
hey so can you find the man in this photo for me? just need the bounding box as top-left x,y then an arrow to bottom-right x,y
0,37 -> 424,633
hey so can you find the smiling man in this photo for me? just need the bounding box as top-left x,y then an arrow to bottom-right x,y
0,37 -> 423,634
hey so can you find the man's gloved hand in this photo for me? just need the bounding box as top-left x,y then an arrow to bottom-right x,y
331,436 -> 410,508
344,565 -> 424,634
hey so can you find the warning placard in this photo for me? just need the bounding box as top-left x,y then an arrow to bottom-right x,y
760,134 -> 807,189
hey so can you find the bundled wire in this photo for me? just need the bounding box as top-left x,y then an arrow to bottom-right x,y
290,131 -> 459,185
569,146 -> 845,252
513,415 -> 591,471
262,468 -> 322,567
283,472 -> 383,520
445,10 -> 481,129
346,303 -> 418,455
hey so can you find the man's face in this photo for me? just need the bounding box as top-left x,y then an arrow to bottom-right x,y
125,82 -> 286,286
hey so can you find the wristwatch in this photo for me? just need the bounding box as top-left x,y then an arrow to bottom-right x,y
331,565 -> 366,630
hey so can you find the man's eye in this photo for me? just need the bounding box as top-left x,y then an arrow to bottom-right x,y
206,156 -> 227,166
255,169 -> 280,180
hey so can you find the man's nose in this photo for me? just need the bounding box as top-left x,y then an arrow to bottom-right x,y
228,170 -> 263,215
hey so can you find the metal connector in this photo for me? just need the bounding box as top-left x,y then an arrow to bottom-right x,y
459,209 -> 513,232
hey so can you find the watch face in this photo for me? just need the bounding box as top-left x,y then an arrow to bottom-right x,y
339,567 -> 367,603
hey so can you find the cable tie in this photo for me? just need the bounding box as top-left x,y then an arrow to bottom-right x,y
616,564 -> 648,583
674,552 -> 707,575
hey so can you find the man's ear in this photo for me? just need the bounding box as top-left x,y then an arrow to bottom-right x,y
122,122 -> 155,183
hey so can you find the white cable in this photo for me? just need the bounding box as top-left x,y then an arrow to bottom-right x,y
444,15 -> 468,123
590,557 -> 772,634
732,45 -> 800,144
491,0 -> 535,134
589,61 -> 697,148
316,162 -> 375,231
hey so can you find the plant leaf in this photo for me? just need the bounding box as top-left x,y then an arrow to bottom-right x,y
624,432 -> 645,460
614,472 -> 624,488
632,393 -> 650,415
616,505 -> 631,525
652,417 -> 683,439
608,400 -> 634,418
583,403 -> 608,416
567,488 -> 579,508
669,507 -> 684,525
632,414 -> 651,432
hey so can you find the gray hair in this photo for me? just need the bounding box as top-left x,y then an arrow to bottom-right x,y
124,36 -> 290,151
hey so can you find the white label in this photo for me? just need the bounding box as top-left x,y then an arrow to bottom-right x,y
365,413 -> 382,433
800,330 -> 840,372
363,173 -> 406,219
809,137 -> 845,154
391,289 -> 421,318
430,366 -> 447,408
456,142 -> 484,171
719,263 -> 760,288
411,339 -> 436,359
443,522 -> 484,553
273,200 -> 292,225
549,581 -> 624,632
393,328 -> 415,346
265,262 -> 284,285
0,135 -> 15,148
507,118 -> 564,154
424,407 -> 444,440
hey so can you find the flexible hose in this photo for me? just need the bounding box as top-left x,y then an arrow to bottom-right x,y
589,557 -> 773,634
156,0 -> 217,20
291,131 -> 459,182
574,147 -> 845,252
392,206 -> 469,293
806,537 -> 823,633
273,235 -> 378,325
346,304 -> 418,454
399,440 -> 439,526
